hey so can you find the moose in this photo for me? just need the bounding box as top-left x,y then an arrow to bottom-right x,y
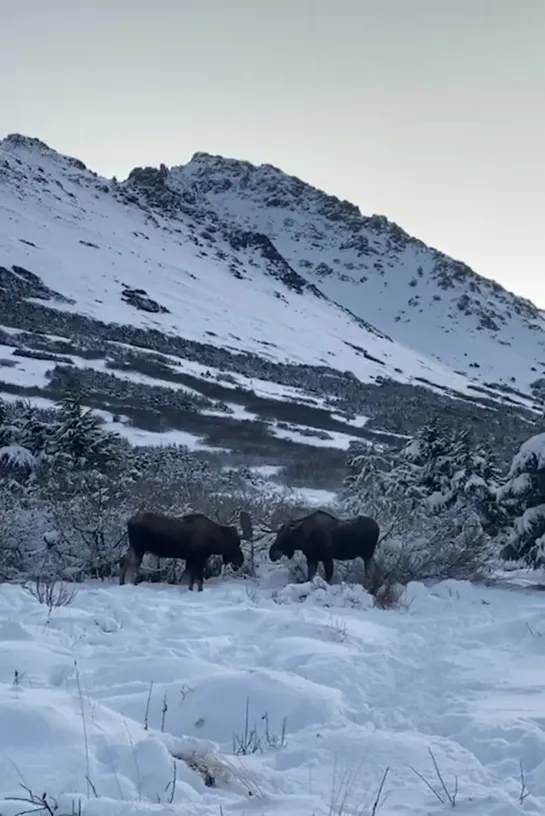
268,509 -> 380,585
119,509 -> 252,591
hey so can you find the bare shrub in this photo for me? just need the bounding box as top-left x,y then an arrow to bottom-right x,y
0,784 -> 63,816
23,576 -> 77,609
0,489 -> 50,581
368,569 -> 405,610
35,463 -> 139,582
267,499 -> 315,529
327,615 -> 349,642
131,472 -> 207,518
373,513 -> 494,587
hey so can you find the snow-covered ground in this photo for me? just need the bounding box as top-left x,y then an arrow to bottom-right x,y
270,422 -> 365,451
1,575 -> 545,815
0,337 -> 374,453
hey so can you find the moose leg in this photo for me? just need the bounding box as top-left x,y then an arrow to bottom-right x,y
363,554 -> 377,590
306,557 -> 318,582
187,568 -> 204,592
186,562 -> 198,591
194,558 -> 206,592
119,552 -> 129,585
322,557 -> 335,584
187,558 -> 206,591
121,549 -> 143,585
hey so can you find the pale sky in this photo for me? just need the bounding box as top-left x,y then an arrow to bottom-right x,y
1,0 -> 544,306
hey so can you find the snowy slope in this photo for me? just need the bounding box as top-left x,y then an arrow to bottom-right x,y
0,134 -> 542,421
1,576 -> 545,815
0,135 -> 467,392
168,152 -> 545,399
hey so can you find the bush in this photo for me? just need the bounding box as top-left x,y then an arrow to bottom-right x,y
39,470 -> 134,580
372,512 -> 494,585
0,489 -> 50,581
23,576 -> 77,610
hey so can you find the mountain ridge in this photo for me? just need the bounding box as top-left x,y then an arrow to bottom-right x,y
0,132 -> 542,474
163,149 -> 545,384
171,148 -> 543,316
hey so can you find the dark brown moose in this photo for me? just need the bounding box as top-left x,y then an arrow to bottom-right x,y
119,510 -> 247,591
268,509 -> 380,585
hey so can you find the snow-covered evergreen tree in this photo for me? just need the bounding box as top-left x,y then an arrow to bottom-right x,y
448,437 -> 506,536
0,398 -> 37,486
497,431 -> 545,565
397,420 -> 502,529
0,398 -> 10,445
17,399 -> 53,461
402,421 -> 465,512
46,391 -> 127,474
29,390 -> 134,579
0,399 -> 51,577
345,422 -> 471,517
343,422 -> 497,583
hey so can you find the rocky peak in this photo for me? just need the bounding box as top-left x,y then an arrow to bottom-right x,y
171,153 -> 360,221
162,152 -> 544,329
166,152 -> 419,257
0,133 -> 89,177
124,162 -> 215,224
2,133 -> 55,154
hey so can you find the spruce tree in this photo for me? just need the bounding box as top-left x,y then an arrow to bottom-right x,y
0,399 -> 36,484
497,431 -> 545,565
17,399 -> 52,460
47,390 -> 126,475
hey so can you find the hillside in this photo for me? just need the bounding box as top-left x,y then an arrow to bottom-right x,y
0,133 -> 541,483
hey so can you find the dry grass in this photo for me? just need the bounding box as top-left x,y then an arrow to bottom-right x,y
172,745 -> 265,798
23,576 -> 78,610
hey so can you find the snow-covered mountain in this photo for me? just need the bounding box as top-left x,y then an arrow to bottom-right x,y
0,133 -> 542,464
168,152 -> 545,398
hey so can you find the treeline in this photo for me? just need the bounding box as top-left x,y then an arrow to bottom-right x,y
1,392 -> 544,590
